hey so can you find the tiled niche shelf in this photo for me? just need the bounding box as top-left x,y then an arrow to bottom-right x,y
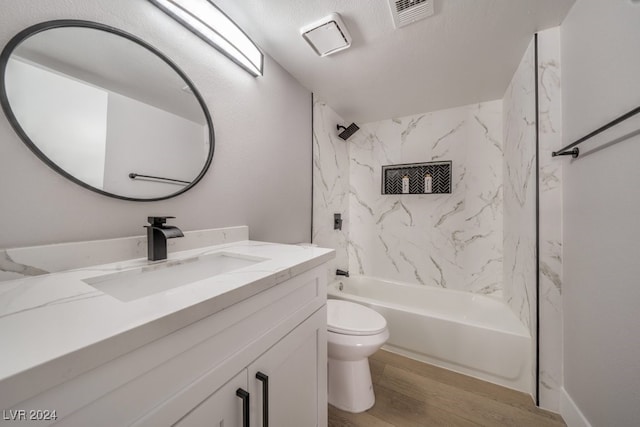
382,161 -> 452,195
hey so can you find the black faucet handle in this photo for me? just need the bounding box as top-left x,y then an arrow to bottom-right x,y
147,216 -> 176,227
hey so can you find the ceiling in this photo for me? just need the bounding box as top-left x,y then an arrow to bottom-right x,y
216,0 -> 576,123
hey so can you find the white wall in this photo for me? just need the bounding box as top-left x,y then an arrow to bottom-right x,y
0,0 -> 311,248
561,0 -> 640,425
103,91 -> 206,199
5,57 -> 108,189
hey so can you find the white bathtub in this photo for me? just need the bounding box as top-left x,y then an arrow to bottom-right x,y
328,276 -> 531,392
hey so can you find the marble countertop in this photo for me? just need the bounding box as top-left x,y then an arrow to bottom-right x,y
0,240 -> 333,406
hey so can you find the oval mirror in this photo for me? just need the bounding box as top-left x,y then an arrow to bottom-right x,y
0,20 -> 214,201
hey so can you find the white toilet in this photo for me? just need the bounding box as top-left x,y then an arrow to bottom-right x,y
327,299 -> 389,413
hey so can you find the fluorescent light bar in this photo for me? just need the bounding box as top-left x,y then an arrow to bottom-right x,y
149,0 -> 263,76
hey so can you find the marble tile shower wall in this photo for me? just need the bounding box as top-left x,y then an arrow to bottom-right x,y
537,27 -> 563,412
314,29 -> 562,409
312,100 -> 350,280
503,38 -> 537,342
314,100 -> 504,296
502,29 -> 563,407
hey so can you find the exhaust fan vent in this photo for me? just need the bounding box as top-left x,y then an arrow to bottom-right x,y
300,13 -> 352,57
389,0 -> 434,28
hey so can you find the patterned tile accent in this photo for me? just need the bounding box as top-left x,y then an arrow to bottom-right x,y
382,162 -> 451,194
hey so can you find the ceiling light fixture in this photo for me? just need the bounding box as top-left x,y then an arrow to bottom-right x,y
149,0 -> 263,77
301,13 -> 352,57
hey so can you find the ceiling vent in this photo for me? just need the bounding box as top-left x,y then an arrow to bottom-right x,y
300,13 -> 352,57
388,0 -> 434,28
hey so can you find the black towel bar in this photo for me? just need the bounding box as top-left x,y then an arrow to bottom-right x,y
552,105 -> 640,158
128,173 -> 190,185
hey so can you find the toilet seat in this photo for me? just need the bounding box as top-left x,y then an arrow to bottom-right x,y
327,299 -> 387,336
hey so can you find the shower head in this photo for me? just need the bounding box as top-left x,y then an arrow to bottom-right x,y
336,123 -> 360,140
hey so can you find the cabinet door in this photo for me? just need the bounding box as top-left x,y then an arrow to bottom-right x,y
174,370 -> 249,427
248,307 -> 327,427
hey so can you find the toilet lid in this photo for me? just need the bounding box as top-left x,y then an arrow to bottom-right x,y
327,299 -> 387,336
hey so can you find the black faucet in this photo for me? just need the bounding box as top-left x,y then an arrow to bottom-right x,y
145,216 -> 184,261
336,269 -> 349,277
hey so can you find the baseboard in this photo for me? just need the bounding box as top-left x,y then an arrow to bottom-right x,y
560,387 -> 592,427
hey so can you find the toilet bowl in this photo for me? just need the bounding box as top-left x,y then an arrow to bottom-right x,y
327,299 -> 389,413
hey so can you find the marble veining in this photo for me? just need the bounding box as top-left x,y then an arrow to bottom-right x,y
537,27 -> 563,412
377,201 -> 413,226
0,290 -> 104,321
432,120 -> 464,151
502,37 -> 537,399
435,200 -> 464,228
0,236 -> 334,407
501,28 -> 564,408
0,251 -> 49,279
474,115 -> 503,153
0,226 -> 249,283
465,185 -> 502,223
347,240 -> 365,275
503,37 -> 537,338
312,101 -> 350,281
401,115 -> 426,143
350,187 -> 375,216
315,100 -> 503,296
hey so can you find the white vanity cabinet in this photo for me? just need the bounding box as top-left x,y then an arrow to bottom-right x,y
3,264 -> 328,427
247,308 -> 325,427
175,308 -> 326,427
173,370 -> 248,427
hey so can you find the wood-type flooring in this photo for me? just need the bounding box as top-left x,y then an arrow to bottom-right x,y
328,350 -> 566,427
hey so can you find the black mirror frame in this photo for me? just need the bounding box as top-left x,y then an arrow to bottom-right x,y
0,19 -> 215,202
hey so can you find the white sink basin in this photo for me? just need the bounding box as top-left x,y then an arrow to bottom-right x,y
83,252 -> 267,302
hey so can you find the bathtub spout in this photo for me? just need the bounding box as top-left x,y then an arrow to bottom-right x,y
336,269 -> 350,277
